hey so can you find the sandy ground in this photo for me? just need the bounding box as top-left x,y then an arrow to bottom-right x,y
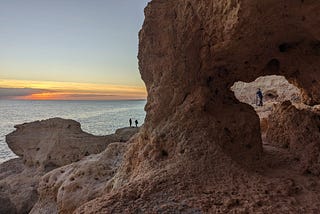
258,135 -> 320,210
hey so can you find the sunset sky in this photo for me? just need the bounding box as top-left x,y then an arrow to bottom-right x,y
0,0 -> 149,100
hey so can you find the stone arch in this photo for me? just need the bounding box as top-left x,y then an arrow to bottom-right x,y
231,74 -> 302,137
136,0 -> 320,169
77,1 -> 320,212
231,75 -> 301,108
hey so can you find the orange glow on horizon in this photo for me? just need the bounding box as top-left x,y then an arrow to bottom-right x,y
24,92 -> 66,100
0,79 -> 147,100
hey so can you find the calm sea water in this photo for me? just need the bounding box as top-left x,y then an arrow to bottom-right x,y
0,100 -> 146,163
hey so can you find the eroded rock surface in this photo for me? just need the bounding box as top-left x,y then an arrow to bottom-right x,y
267,101 -> 320,175
0,158 -> 41,214
0,118 -> 139,214
75,0 -> 320,213
6,118 -> 138,169
232,75 -> 302,135
30,143 -> 127,214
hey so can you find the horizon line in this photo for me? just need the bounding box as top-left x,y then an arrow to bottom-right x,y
1,98 -> 147,101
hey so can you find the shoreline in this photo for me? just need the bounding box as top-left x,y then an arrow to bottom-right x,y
0,118 -> 140,213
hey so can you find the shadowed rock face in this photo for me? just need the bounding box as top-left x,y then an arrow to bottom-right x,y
75,0 -> 320,213
267,101 -> 320,175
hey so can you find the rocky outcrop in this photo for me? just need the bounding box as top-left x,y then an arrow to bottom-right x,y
6,118 -> 138,170
75,0 -> 320,213
0,158 -> 40,214
30,143 -> 127,214
267,101 -> 320,175
0,118 -> 139,214
2,0 -> 320,213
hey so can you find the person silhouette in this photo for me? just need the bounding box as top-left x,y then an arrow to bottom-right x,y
256,88 -> 263,106
135,119 -> 138,127
129,118 -> 132,127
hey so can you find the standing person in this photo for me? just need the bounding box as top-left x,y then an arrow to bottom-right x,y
256,88 -> 263,106
135,119 -> 138,127
129,118 -> 132,127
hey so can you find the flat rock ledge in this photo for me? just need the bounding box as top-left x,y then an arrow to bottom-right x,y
0,118 -> 139,214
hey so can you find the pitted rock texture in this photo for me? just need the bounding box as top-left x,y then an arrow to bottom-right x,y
75,0 -> 320,213
6,118 -> 138,169
1,118 -> 139,214
0,158 -> 41,214
267,101 -> 320,175
30,143 -> 127,214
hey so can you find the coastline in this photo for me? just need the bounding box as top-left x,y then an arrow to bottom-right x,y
0,118 -> 140,213
0,99 -> 146,163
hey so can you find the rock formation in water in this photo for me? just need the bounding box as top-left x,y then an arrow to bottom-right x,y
0,118 -> 139,214
6,118 -> 122,169
74,0 -> 320,213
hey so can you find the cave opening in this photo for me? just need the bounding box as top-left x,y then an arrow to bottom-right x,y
231,75 -> 302,141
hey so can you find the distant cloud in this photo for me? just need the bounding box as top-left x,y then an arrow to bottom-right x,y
0,88 -> 50,99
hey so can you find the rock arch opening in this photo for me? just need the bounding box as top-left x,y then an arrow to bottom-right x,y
74,1 -> 320,213
231,75 -> 320,176
231,75 -> 302,137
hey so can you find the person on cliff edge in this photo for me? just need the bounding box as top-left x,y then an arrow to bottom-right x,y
129,118 -> 132,127
256,88 -> 263,106
135,119 -> 138,127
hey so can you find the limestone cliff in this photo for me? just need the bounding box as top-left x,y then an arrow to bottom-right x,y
75,0 -> 320,213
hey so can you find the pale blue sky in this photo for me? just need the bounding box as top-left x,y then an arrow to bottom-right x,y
0,0 -> 150,87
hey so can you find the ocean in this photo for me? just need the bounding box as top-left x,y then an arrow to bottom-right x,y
0,100 -> 146,163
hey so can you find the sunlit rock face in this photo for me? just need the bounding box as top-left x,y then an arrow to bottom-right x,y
1,118 -> 139,214
5,118 -> 136,169
76,0 -> 320,213
30,143 -> 128,214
